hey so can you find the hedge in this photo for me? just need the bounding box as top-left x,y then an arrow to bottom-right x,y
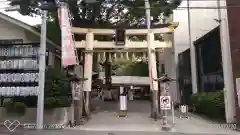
189,91 -> 225,120
3,101 -> 27,115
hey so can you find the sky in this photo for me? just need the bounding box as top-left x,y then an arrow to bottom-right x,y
0,0 -> 41,26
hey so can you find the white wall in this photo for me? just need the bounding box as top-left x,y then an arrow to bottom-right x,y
0,18 -> 25,40
0,18 -> 57,66
173,0 -> 220,55
161,0 -> 221,102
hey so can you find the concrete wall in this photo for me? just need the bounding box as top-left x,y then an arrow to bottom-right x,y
0,107 -> 72,125
226,0 -> 240,124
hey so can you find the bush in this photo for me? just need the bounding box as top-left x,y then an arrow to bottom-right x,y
14,102 -> 27,115
56,96 -> 71,107
45,67 -> 70,97
44,97 -> 57,109
12,67 -> 71,108
189,91 -> 225,119
44,96 -> 71,109
3,100 -> 14,112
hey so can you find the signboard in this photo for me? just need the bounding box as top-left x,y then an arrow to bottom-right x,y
71,82 -> 81,100
160,96 -> 171,110
4,5 -> 20,12
58,6 -> 77,67
0,44 -> 40,96
236,78 -> 240,107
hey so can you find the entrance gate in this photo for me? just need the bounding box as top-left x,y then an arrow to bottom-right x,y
71,27 -> 177,120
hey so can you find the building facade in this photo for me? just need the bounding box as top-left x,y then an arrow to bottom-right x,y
226,0 -> 240,124
0,12 -> 61,67
174,0 -> 240,124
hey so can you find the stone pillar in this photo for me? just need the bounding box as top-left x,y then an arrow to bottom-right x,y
120,52 -> 124,59
113,52 -> 117,60
147,31 -> 159,119
143,52 -> 147,58
83,32 -> 94,116
132,52 -> 136,60
97,52 -> 102,71
125,52 -> 129,60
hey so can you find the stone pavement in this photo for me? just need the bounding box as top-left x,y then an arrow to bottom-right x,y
72,111 -> 161,132
166,110 -> 239,134
68,100 -> 240,134
1,100 -> 239,135
1,128 -> 231,135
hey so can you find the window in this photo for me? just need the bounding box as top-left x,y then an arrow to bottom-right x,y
0,39 -> 23,44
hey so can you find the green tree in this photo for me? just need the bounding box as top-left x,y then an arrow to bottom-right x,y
122,60 -> 149,76
8,0 -> 182,42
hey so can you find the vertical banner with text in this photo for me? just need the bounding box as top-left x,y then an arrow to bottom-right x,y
58,6 -> 77,67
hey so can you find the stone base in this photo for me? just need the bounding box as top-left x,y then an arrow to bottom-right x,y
179,116 -> 189,119
161,125 -> 172,131
118,110 -> 127,117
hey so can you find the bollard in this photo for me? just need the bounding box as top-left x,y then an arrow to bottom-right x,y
118,86 -> 127,117
171,101 -> 175,125
161,110 -> 172,131
179,105 -> 188,119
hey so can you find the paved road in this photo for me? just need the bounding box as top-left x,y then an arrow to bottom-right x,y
0,128 -> 234,135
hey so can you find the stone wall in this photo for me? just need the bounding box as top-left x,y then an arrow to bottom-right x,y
0,107 -> 72,125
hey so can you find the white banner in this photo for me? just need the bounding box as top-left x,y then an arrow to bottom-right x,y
58,6 -> 77,67
120,96 -> 127,110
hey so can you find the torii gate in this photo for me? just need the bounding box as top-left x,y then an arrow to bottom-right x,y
71,26 -> 177,118
71,27 -> 177,92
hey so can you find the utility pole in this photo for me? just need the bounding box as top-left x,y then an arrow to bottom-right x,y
36,9 -> 47,130
144,0 -> 159,120
187,0 -> 198,94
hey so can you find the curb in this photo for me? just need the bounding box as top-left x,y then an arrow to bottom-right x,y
0,123 -> 65,130
0,123 -> 25,128
234,128 -> 240,132
0,123 -> 5,127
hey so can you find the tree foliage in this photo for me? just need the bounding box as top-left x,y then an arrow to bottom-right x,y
44,66 -> 70,97
8,0 -> 182,42
122,60 -> 149,76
